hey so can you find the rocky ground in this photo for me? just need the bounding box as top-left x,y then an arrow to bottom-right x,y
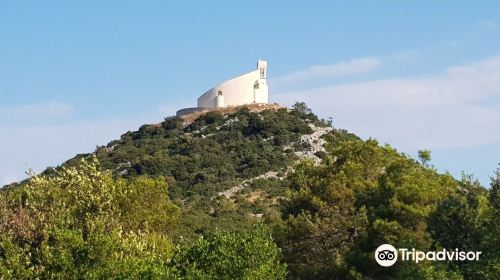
218,123 -> 333,199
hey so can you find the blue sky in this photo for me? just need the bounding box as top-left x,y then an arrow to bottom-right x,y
1,1 -> 500,186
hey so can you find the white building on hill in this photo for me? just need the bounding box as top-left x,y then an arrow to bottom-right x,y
198,60 -> 268,108
176,60 -> 269,116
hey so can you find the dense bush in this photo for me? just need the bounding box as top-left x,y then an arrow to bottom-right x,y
277,137 -> 499,279
0,158 -> 286,279
170,226 -> 286,279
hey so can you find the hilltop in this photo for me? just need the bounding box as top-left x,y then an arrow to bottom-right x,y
177,103 -> 284,123
1,103 -> 498,279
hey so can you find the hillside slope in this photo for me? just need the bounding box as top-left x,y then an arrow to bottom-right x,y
1,103 -> 498,279
55,103 -> 339,237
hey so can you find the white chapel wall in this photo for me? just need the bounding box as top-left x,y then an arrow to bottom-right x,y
197,61 -> 268,108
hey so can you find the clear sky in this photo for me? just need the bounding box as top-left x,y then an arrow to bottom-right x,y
1,1 -> 500,187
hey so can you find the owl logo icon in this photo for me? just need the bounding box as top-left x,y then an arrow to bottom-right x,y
375,244 -> 398,267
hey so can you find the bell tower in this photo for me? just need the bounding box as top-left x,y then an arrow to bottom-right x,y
257,60 -> 267,79
254,60 -> 268,104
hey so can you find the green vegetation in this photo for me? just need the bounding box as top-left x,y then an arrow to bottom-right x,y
1,103 -> 498,279
0,158 -> 285,279
277,138 -> 499,279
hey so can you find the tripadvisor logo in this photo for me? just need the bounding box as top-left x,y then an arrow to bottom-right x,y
374,244 -> 482,267
375,244 -> 398,267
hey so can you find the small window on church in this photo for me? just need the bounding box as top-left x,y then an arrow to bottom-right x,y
260,68 -> 265,79
218,91 -> 223,96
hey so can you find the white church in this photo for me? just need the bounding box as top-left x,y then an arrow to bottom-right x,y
177,60 -> 269,116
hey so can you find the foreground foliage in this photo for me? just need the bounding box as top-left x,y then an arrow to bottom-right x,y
275,135 -> 499,279
0,158 -> 286,279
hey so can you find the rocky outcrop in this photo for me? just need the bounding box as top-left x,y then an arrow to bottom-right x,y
293,124 -> 333,164
219,124 -> 333,199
